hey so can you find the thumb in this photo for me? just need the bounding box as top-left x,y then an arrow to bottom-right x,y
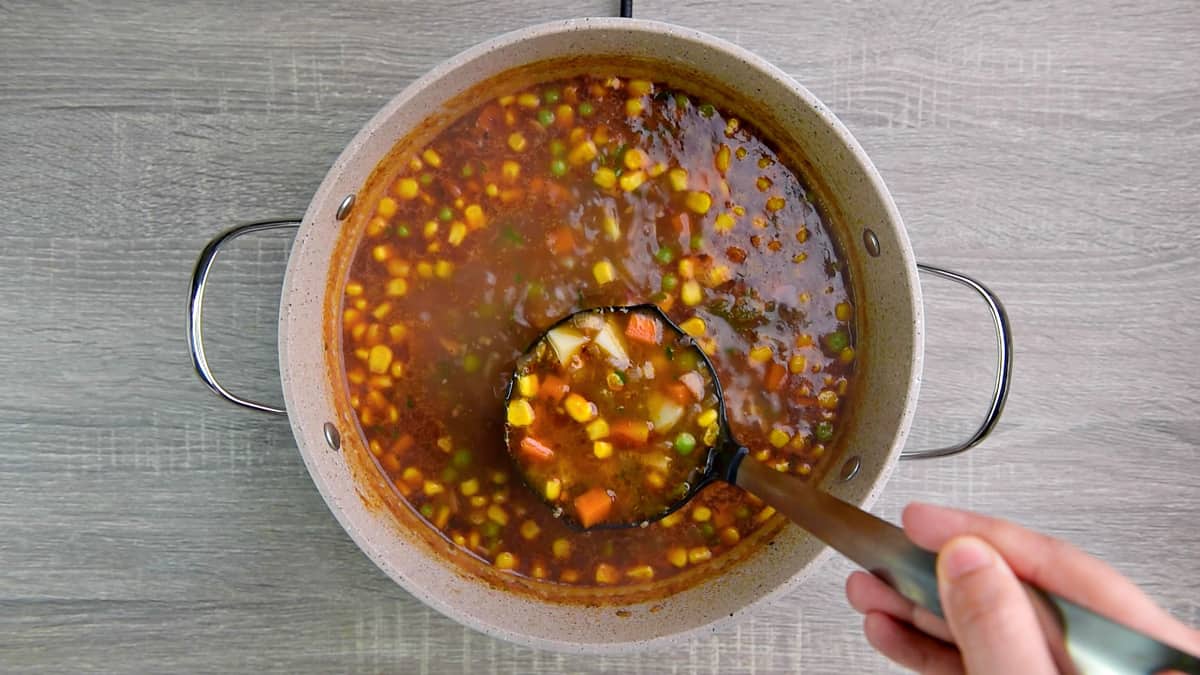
937,536 -> 1057,675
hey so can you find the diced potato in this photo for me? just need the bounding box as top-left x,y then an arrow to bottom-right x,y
546,326 -> 588,364
593,320 -> 630,367
648,393 -> 684,433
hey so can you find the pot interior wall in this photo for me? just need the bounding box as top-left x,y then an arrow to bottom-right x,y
279,18 -> 922,651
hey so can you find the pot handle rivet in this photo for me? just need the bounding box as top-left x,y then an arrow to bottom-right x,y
863,229 -> 881,257
335,194 -> 356,221
839,456 -> 861,482
323,422 -> 341,450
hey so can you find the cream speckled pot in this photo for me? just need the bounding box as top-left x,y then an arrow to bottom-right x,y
189,18 -> 1011,653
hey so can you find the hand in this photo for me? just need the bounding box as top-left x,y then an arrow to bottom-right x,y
845,502 -> 1200,674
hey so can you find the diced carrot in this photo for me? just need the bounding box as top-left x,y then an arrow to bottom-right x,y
666,382 -> 692,404
519,436 -> 555,463
538,374 -> 570,402
547,226 -> 575,255
574,487 -> 614,528
671,212 -> 690,234
764,362 -> 787,392
610,419 -> 651,446
625,313 -> 662,345
474,104 -> 504,134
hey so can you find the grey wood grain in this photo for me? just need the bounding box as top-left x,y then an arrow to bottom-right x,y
1,0 -> 1198,672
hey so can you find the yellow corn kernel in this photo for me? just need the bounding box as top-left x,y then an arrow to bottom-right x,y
423,221 -> 438,239
463,204 -> 485,229
715,144 -> 731,173
585,418 -> 610,441
788,354 -> 807,374
593,167 -> 617,189
371,244 -> 392,262
516,92 -> 539,108
725,118 -> 740,136
416,261 -> 433,278
520,520 -> 540,540
645,472 -> 665,489
506,399 -> 535,427
720,527 -> 741,546
460,478 -> 479,496
625,98 -> 644,116
568,139 -> 598,166
840,346 -> 856,363
347,368 -> 366,385
697,409 -> 718,428
468,495 -> 487,508
601,214 -> 620,241
422,480 -> 443,497
501,160 -> 520,182
835,301 -> 853,321
627,79 -> 652,96
687,547 -> 713,564
648,161 -> 667,177
552,537 -> 571,559
680,280 -> 703,306
517,374 -> 539,398
593,441 -> 613,459
798,291 -> 811,304
677,258 -> 696,279
345,282 -> 364,299
679,317 -> 706,337
421,148 -> 442,168
753,448 -> 770,462
385,278 -> 408,297
544,478 -> 562,502
564,393 -> 597,423
685,191 -> 713,214
766,196 -> 786,212
354,347 -> 369,361
435,260 -> 453,278
485,183 -> 499,197
623,148 -> 647,170
447,222 -> 467,246
371,302 -> 392,321
592,126 -> 609,145
795,226 -> 810,243
818,390 -> 839,409
408,157 -> 423,172
507,132 -> 527,152
401,467 -> 422,485
434,505 -> 450,529
494,552 -> 517,570
595,563 -> 620,584
754,505 -> 777,524
367,345 -> 393,374
691,506 -> 712,522
706,265 -> 731,286
592,259 -> 616,285
733,204 -> 746,216
436,436 -> 452,453
714,213 -> 735,232
497,94 -> 515,106
667,168 -> 689,191
376,197 -> 397,218
396,178 -> 419,200
619,170 -> 646,192
487,504 -> 509,526
796,463 -> 813,476
660,511 -> 684,528
769,427 -> 791,448
626,564 -> 655,581
749,345 -> 773,363
668,547 -> 688,568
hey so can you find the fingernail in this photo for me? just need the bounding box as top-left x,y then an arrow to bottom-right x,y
941,537 -> 993,580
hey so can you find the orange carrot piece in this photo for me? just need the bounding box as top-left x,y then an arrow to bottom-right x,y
666,382 -> 693,404
624,313 -> 662,345
610,419 -> 651,446
547,226 -> 575,255
764,362 -> 787,392
519,436 -> 555,463
538,374 -> 570,402
574,487 -> 614,528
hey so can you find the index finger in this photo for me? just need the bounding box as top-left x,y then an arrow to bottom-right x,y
903,502 -> 1200,655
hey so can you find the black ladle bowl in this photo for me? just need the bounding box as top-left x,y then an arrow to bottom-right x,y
503,304 -> 1198,674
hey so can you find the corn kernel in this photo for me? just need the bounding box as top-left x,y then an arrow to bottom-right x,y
506,399 -> 535,427
516,92 -> 539,108
667,168 -> 689,191
755,506 -> 777,524
625,98 -> 644,116
494,552 -> 517,570
544,478 -> 562,501
595,563 -> 620,584
749,345 -> 773,363
720,527 -> 741,546
626,564 -> 655,581
367,345 -> 393,374
469,495 -> 488,508
421,148 -> 442,168
835,301 -> 853,322
516,374 -> 539,398
706,265 -> 731,286
627,79 -> 652,96
592,259 -> 616,285
769,427 -> 791,448
372,302 -> 392,320
552,537 -> 571,559
679,317 -> 706,337
416,261 -> 433,278
593,167 -> 616,189
601,214 -> 620,241
715,144 -> 730,173
408,157 -> 423,172
840,346 -> 856,363
691,506 -> 712,522
568,140 -> 598,166
714,213 -> 735,232
685,191 -> 712,214
401,467 -> 422,485
645,472 -> 665,489
422,480 -> 443,497
460,204 -> 485,230
619,170 -> 646,192
564,393 -> 596,423
788,354 -> 807,374
345,281 -> 364,297
585,418 -> 610,440
818,390 -> 839,409
371,244 -> 392,262
681,280 -> 703,306
435,260 -> 454,278
648,161 -> 667,177
486,504 -> 509,526
520,520 -> 540,540
385,278 -> 408,297
396,178 -> 419,200
668,547 -> 688,568
593,441 -> 613,459
485,183 -> 499,197
501,160 -> 520,182
725,118 -> 740,136
678,258 -> 696,279
766,196 -> 786,212
423,221 -> 438,239
697,409 -> 718,428
623,148 -> 647,170
660,511 -> 684,528
507,132 -> 527,152
447,222 -> 467,246
374,197 -> 397,219
460,478 -> 479,496
688,547 -> 713,564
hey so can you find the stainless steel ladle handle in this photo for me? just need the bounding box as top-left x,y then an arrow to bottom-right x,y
734,459 -> 1200,674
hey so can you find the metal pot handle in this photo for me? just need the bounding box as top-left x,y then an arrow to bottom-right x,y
900,264 -> 1014,460
187,219 -> 301,415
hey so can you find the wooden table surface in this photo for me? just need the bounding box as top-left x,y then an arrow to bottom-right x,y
2,1 -> 1197,671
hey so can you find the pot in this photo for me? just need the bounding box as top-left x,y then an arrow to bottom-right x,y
187,18 -> 1012,653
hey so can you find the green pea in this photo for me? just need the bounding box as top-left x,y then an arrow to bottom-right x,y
419,172 -> 434,186
699,522 -> 715,539
544,88 -> 561,104
440,466 -> 459,483
699,103 -> 716,118
825,330 -> 849,353
661,273 -> 679,292
815,421 -> 834,442
579,101 -> 595,117
537,108 -> 555,127
438,206 -> 453,222
419,503 -> 435,519
549,139 -> 566,157
396,224 -> 411,238
481,521 -> 501,539
676,349 -> 699,371
674,93 -> 691,108
654,247 -> 674,265
735,505 -> 751,520
461,164 -> 474,178
452,449 -> 472,469
674,432 -> 697,455
550,158 -> 568,177
463,353 -> 482,373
